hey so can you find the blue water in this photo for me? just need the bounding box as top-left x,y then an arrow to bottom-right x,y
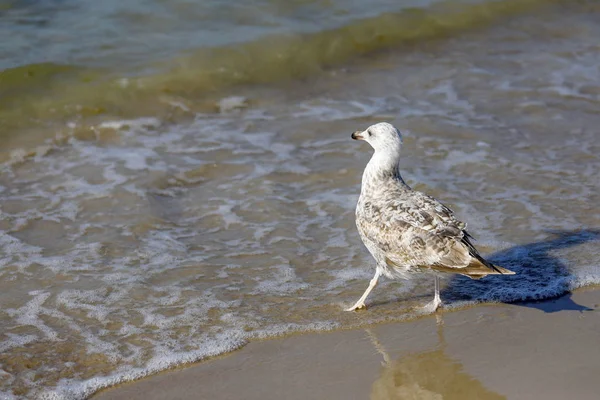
0,0 -> 439,71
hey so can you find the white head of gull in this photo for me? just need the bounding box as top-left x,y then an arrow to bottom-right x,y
352,122 -> 404,185
346,122 -> 515,312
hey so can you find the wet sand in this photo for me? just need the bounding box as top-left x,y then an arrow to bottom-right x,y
93,288 -> 600,400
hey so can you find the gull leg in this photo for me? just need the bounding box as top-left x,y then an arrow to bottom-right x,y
346,269 -> 381,311
420,275 -> 442,313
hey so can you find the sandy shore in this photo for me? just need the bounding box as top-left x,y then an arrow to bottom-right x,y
93,288 -> 600,400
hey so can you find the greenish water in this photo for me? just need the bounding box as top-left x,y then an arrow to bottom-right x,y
1,0 -> 559,145
1,0 -> 600,399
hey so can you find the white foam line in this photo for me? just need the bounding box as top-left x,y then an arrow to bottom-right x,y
9,292 -> 58,341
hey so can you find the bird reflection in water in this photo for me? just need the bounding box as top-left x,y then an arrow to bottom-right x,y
368,317 -> 506,400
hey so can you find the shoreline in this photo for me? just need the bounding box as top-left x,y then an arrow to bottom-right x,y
93,287 -> 600,400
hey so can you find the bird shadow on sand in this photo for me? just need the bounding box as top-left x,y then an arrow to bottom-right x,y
443,229 -> 600,313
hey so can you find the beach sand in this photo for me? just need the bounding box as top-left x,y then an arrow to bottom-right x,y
93,288 -> 600,400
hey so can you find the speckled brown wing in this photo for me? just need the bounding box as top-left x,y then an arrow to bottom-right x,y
356,190 -> 478,270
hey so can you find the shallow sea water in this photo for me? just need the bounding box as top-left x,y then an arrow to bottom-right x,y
1,0 -> 600,398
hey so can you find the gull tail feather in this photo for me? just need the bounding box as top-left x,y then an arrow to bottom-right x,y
461,232 -> 514,276
429,258 -> 516,280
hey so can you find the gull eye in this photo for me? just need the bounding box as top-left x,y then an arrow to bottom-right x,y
367,130 -> 372,137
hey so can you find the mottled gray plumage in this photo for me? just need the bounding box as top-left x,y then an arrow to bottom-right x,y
346,122 -> 514,312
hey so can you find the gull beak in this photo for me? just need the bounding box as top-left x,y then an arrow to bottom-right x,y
351,130 -> 365,141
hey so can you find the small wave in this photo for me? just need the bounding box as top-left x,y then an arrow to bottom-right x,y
0,0 -> 558,152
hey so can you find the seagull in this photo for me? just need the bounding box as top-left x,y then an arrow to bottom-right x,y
346,122 -> 514,312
